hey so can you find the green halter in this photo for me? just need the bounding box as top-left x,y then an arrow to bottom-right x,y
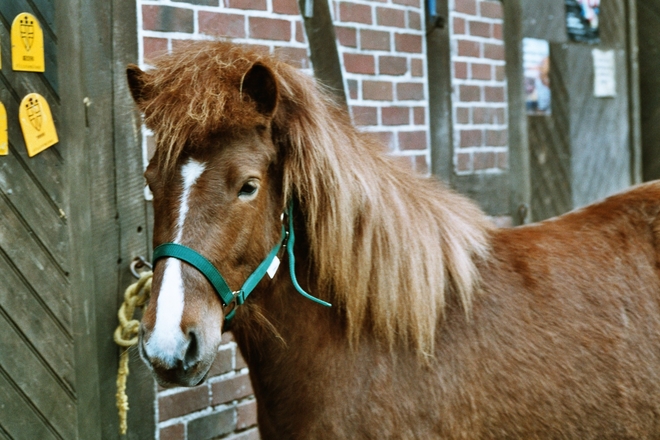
152,202 -> 331,322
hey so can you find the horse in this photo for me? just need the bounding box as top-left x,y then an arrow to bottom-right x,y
128,41 -> 660,439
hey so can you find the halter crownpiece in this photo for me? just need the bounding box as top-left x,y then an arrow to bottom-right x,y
152,201 -> 331,322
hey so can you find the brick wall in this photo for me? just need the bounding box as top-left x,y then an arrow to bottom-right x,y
136,0 -> 509,438
450,0 -> 508,175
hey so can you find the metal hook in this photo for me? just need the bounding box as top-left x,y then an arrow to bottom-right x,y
130,256 -> 153,279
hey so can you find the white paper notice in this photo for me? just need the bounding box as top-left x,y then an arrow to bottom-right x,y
592,49 -> 616,98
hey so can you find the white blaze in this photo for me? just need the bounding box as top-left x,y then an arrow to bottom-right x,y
146,158 -> 206,366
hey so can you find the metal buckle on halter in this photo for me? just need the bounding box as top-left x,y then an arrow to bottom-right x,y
223,290 -> 242,320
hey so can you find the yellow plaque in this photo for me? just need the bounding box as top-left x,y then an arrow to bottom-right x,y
19,93 -> 58,157
0,103 -> 7,156
11,13 -> 45,72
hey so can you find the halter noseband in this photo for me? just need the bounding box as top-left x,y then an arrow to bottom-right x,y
152,202 -> 331,322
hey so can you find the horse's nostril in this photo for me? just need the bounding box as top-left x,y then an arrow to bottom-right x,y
183,329 -> 201,369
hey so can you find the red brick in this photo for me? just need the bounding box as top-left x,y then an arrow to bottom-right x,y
455,107 -> 470,124
484,43 -> 505,60
469,20 -> 491,38
379,56 -> 407,75
377,7 -> 405,28
453,17 -> 466,34
212,373 -> 254,405
382,106 -> 410,125
142,5 -> 193,33
473,107 -> 507,124
411,58 -> 424,77
143,37 -> 168,64
457,40 -> 480,57
348,79 -> 358,99
392,155 -> 414,170
227,0 -> 266,9
344,53 -> 375,74
398,131 -> 427,150
360,29 -> 390,51
486,129 -> 508,146
159,386 -> 209,421
199,11 -> 245,38
493,23 -> 503,40
237,400 -> 258,429
173,0 -> 218,4
274,46 -> 310,69
485,86 -> 505,102
352,106 -> 378,126
474,151 -> 496,170
236,350 -> 248,370
363,81 -> 393,100
372,131 -> 395,151
208,346 -> 233,377
455,0 -> 476,14
480,0 -> 503,19
413,106 -> 425,124
339,2 -> 372,24
160,423 -> 185,440
413,155 -> 429,174
454,61 -> 468,79
471,62 -> 491,80
295,20 -> 305,43
457,152 -> 472,171
497,151 -> 509,169
395,33 -> 422,53
460,129 -> 483,147
273,0 -> 299,14
408,11 -> 422,30
249,17 -> 291,40
397,82 -> 424,100
393,0 -> 419,7
459,84 -> 481,102
187,408 -> 235,439
336,26 -> 357,47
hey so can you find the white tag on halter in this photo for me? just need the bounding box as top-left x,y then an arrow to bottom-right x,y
267,256 -> 281,279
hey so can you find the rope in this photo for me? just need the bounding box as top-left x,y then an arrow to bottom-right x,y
113,271 -> 153,435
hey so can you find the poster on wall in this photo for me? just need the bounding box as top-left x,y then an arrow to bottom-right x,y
523,38 -> 551,116
566,0 -> 600,43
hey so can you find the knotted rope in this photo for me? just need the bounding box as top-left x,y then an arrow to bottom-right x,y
113,267 -> 152,435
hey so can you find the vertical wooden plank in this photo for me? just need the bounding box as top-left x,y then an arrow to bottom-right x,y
58,0 -> 104,438
426,0 -> 453,181
626,0 -> 642,184
297,0 -> 347,107
503,0 -> 531,224
112,1 -> 157,438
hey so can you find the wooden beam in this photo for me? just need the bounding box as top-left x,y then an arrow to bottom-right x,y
297,0 -> 347,108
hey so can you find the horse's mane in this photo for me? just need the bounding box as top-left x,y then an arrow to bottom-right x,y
137,41 -> 493,355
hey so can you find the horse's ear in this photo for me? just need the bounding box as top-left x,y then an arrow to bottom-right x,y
126,64 -> 152,105
241,63 -> 278,117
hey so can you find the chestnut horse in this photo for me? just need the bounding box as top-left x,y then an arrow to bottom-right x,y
129,41 -> 660,439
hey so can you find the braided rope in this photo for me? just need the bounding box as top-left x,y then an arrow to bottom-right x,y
113,271 -> 152,435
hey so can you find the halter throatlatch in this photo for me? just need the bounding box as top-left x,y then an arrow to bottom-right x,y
152,202 -> 331,322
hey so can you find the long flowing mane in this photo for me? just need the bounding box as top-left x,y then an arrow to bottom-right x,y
137,41 -> 493,355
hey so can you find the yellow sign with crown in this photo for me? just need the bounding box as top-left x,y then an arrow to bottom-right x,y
0,103 -> 7,156
11,13 -> 45,72
19,93 -> 58,157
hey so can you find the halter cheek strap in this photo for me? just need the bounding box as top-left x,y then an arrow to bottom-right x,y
152,202 -> 331,322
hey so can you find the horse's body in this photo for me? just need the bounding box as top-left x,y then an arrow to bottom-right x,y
129,41 -> 660,439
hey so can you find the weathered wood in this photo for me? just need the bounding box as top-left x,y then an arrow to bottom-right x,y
637,0 -> 660,181
520,0 -> 566,43
0,369 -> 59,440
503,0 -> 531,224
626,0 -> 641,184
453,173 -> 510,216
426,0 -> 453,181
0,311 -> 76,439
297,0 -> 347,107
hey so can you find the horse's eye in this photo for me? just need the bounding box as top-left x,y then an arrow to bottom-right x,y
238,182 -> 258,198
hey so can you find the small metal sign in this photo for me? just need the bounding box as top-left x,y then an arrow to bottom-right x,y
566,0 -> 600,44
11,13 -> 45,72
19,93 -> 58,157
0,103 -> 7,156
592,49 -> 616,98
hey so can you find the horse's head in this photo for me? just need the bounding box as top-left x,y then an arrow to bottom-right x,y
127,58 -> 284,387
